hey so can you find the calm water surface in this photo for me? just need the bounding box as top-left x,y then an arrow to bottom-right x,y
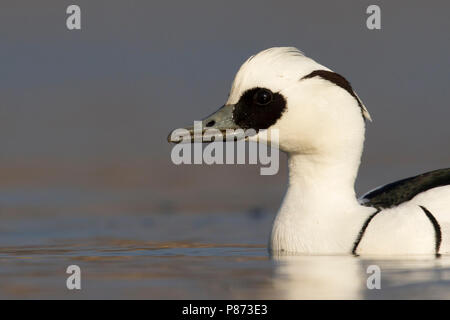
1,201 -> 450,299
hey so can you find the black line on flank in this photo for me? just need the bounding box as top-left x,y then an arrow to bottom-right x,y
352,209 -> 381,256
419,205 -> 442,257
301,70 -> 365,119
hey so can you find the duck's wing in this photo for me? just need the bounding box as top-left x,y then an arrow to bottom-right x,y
359,168 -> 450,209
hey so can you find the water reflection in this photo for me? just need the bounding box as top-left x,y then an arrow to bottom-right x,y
269,253 -> 450,299
360,256 -> 450,299
271,254 -> 365,299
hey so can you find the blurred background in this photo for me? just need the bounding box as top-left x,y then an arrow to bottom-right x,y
0,0 -> 449,238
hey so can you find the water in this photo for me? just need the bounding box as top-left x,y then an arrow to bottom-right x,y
2,203 -> 450,299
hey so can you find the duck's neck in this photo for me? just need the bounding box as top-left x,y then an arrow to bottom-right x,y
288,152 -> 360,206
270,152 -> 373,254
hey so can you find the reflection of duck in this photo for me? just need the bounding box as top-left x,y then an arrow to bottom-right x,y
271,255 -> 365,299
360,255 -> 450,299
270,254 -> 450,299
169,47 -> 450,255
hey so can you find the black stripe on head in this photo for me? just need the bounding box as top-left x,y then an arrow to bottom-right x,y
232,87 -> 287,131
302,70 -> 365,119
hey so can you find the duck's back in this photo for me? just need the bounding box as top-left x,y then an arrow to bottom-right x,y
355,168 -> 450,255
359,168 -> 450,209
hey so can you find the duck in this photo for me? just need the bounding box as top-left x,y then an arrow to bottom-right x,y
168,47 -> 450,256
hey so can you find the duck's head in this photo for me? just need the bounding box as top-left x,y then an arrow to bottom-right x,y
169,47 -> 371,156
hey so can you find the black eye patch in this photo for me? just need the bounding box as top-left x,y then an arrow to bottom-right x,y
233,87 -> 287,131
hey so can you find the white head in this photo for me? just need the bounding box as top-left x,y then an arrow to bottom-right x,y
170,47 -> 371,163
228,47 -> 370,156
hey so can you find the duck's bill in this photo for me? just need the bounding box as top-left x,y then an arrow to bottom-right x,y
167,104 -> 256,143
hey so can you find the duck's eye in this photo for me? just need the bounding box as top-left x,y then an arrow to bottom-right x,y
253,89 -> 273,106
